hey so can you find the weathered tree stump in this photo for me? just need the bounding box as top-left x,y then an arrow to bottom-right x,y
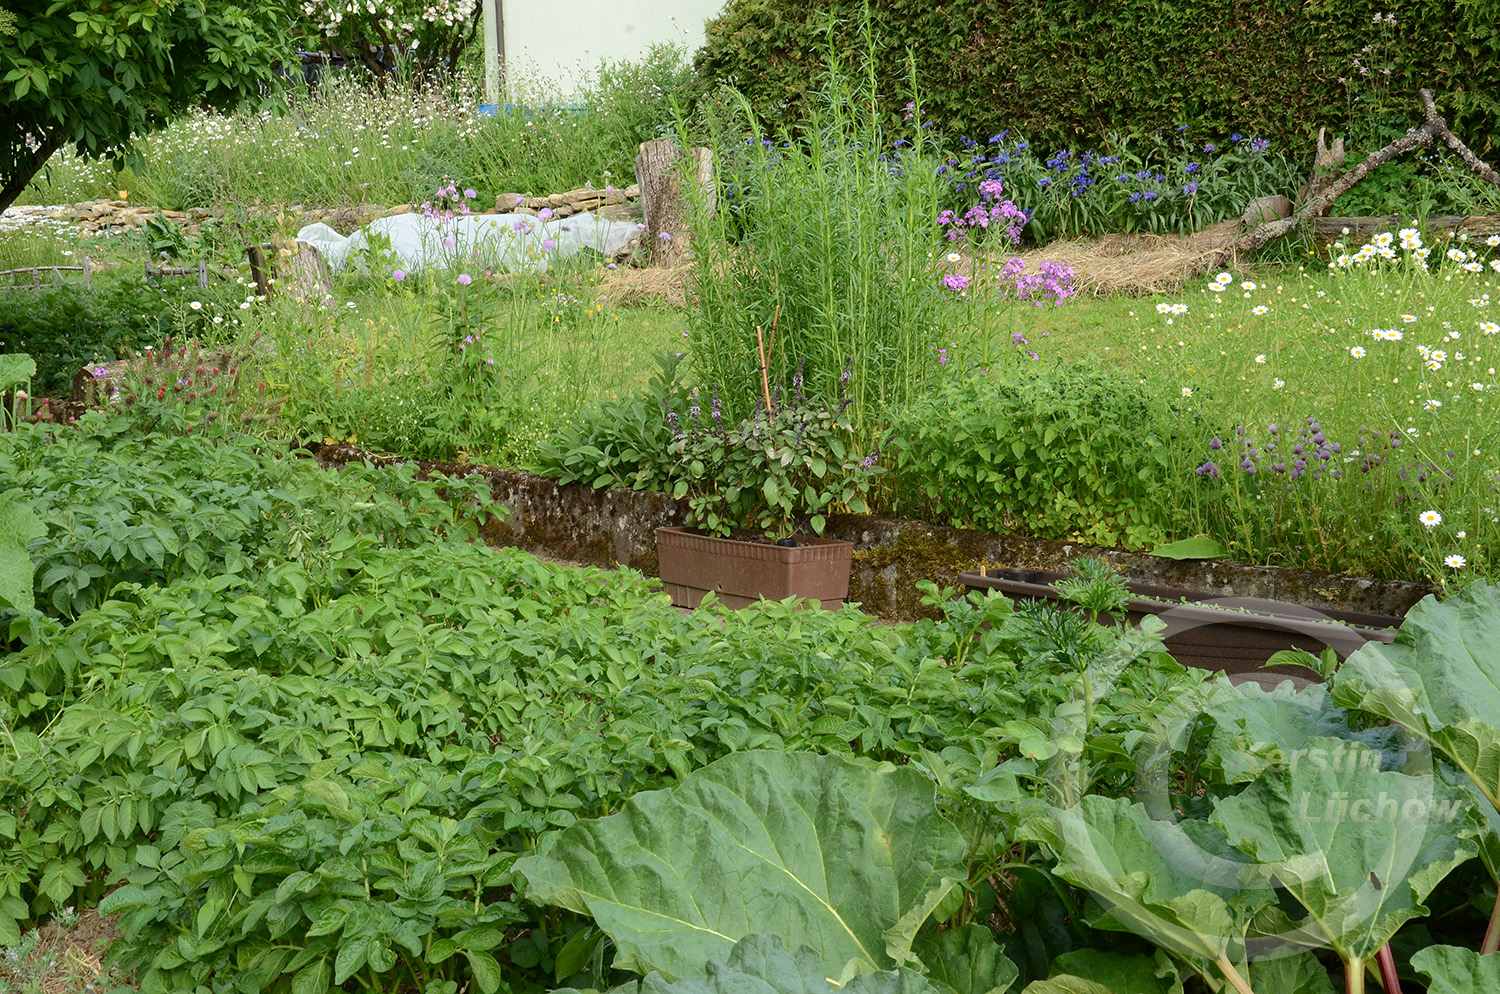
288,240 -> 334,302
634,139 -> 715,267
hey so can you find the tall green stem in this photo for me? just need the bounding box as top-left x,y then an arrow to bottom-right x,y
1346,956 -> 1364,994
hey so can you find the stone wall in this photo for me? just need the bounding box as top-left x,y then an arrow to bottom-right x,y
306,442 -> 1437,622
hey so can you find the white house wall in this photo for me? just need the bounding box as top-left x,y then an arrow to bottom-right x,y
498,0 -> 726,98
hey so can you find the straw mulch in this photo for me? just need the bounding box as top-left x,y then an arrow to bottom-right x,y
594,218 -> 1249,306
994,218 -> 1245,297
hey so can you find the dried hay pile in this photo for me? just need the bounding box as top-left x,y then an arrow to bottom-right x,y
998,219 -> 1245,297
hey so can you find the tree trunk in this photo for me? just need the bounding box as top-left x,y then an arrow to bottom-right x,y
0,131 -> 65,216
634,139 -> 715,267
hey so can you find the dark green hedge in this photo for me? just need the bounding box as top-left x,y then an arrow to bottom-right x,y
695,0 -> 1500,157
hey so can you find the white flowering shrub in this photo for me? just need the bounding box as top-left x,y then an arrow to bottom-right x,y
298,0 -> 479,78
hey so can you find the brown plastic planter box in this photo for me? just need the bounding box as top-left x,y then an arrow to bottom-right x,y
958,567 -> 1402,680
656,527 -> 853,610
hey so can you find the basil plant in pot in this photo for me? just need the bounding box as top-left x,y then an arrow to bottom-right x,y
656,369 -> 885,610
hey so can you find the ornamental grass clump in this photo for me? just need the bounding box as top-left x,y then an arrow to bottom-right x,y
688,56 -> 952,442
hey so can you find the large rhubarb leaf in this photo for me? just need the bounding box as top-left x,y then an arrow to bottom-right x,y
1019,795 -> 1274,985
1195,679 -> 1402,785
1410,945 -> 1500,994
0,494 -> 45,613
1210,737 -> 1476,969
515,751 -> 967,982
1331,582 -> 1500,812
557,935 -> 948,994
911,924 -> 1019,994
1043,950 -> 1183,994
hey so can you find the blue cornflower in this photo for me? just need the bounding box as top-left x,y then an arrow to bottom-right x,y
1230,133 -> 1243,142
1037,176 -> 1050,187
1204,143 -> 1217,152
1143,190 -> 1158,201
1176,124 -> 1189,131
1128,191 -> 1142,203
1117,174 -> 1131,182
1250,137 -> 1270,152
1184,181 -> 1199,195
1185,161 -> 1199,174
893,138 -> 907,147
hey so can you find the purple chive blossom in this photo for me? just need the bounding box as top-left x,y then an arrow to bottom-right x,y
1195,461 -> 1221,478
458,273 -> 472,285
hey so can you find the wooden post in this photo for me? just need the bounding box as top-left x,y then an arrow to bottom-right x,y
634,138 -> 715,267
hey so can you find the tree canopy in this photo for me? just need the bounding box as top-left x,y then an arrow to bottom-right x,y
1,0 -> 297,213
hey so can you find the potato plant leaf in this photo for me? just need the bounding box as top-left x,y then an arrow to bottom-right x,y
1210,737 -> 1476,968
515,751 -> 967,982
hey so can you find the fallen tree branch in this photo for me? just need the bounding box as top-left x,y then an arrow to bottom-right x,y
1195,89 -> 1500,275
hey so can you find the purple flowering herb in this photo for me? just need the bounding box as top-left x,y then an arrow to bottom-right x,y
542,239 -> 557,251
458,273 -> 472,285
938,348 -> 948,364
941,273 -> 969,291
658,231 -> 673,241
1195,461 -> 1221,478
538,207 -> 553,220
841,357 -> 852,385
392,269 -> 406,281
464,188 -> 476,199
1184,181 -> 1199,196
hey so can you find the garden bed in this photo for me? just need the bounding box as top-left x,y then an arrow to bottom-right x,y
305,441 -> 1435,622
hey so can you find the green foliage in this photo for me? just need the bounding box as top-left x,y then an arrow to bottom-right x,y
695,0 -> 1500,166
689,71 -> 954,438
0,492 -> 44,613
11,411 -> 1500,993
889,364 -> 1176,549
0,275 -> 247,397
1,0 -> 296,212
517,751 -> 967,981
294,0 -> 478,79
665,382 -> 883,539
1411,945 -> 1500,994
585,934 -> 954,994
1212,737 -> 1477,969
532,352 -> 695,491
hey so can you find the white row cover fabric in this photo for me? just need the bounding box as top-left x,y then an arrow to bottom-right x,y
295,211 -> 643,275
